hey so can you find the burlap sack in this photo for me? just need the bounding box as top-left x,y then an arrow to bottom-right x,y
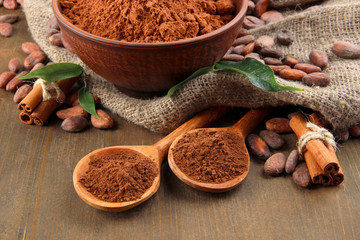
23,0 -> 360,134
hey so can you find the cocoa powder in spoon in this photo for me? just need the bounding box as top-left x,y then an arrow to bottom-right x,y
171,128 -> 247,183
80,149 -> 158,203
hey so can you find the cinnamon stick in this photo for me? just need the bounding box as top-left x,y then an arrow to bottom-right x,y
289,114 -> 339,174
19,111 -> 33,125
30,77 -> 78,126
309,113 -> 344,186
328,146 -> 344,186
303,151 -> 323,184
18,83 -> 43,112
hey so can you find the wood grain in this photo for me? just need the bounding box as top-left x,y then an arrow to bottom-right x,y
1,7 -> 360,240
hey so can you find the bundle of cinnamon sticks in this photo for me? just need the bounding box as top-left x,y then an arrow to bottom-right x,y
17,77 -> 78,125
289,113 -> 344,186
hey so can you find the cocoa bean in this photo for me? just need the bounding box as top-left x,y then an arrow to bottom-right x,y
259,130 -> 284,150
236,28 -> 248,37
91,109 -> 114,129
265,12 -> 284,24
49,32 -> 64,47
21,42 -> 41,54
264,153 -> 286,176
3,0 -> 17,10
30,62 -> 45,72
46,14 -> 60,37
245,52 -> 261,60
331,41 -> 360,59
254,0 -> 269,18
24,51 -> 46,70
56,105 -> 89,120
13,84 -> 32,103
309,50 -> 328,68
232,35 -> 255,46
0,14 -> 19,24
246,0 -> 255,15
260,10 -> 281,21
259,47 -> 282,58
5,71 -> 28,91
285,150 -> 299,174
263,57 -> 282,65
302,72 -> 330,87
61,116 -> 88,132
8,58 -> 21,73
349,123 -> 360,137
268,65 -> 290,74
60,34 -> 74,53
246,133 -> 271,161
221,54 -> 244,62
279,68 -> 307,81
254,35 -> 274,50
292,162 -> 311,187
265,117 -> 292,133
0,71 -> 16,88
294,63 -> 321,74
0,23 -> 13,37
282,56 -> 302,67
242,42 -> 256,56
333,128 -> 349,143
277,29 -> 294,46
243,16 -> 265,29
231,44 -> 245,55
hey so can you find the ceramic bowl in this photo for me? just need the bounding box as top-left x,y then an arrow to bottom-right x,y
52,0 -> 248,97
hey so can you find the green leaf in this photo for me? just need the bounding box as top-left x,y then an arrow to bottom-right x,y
214,58 -> 303,92
78,85 -> 100,119
167,58 -> 303,97
167,65 -> 214,98
19,63 -> 83,82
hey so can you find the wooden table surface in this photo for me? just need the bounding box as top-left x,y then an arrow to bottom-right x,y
1,7 -> 360,240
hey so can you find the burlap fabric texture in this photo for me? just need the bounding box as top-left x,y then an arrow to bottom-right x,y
23,0 -> 360,134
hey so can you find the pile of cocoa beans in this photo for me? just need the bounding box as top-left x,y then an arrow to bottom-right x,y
0,40 -> 114,132
222,0 -> 360,87
0,0 -> 22,37
246,109 -> 360,188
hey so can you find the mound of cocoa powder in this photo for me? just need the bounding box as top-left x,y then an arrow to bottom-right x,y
80,149 -> 158,203
172,129 -> 247,183
59,0 -> 235,43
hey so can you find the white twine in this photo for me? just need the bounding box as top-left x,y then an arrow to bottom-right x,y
34,78 -> 65,103
298,122 -> 336,154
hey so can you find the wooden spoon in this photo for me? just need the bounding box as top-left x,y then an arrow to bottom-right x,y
73,107 -> 229,212
168,108 -> 272,193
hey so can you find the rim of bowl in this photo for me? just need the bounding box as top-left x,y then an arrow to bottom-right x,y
52,0 -> 249,48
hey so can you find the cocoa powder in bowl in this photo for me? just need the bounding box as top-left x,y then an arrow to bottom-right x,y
79,149 -> 158,203
59,0 -> 236,43
171,129 -> 247,183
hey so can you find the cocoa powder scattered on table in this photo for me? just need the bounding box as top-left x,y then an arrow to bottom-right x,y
59,0 -> 235,43
172,129 -> 247,183
80,149 -> 158,202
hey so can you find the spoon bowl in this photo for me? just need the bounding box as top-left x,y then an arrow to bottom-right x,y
73,107 -> 228,212
168,108 -> 272,192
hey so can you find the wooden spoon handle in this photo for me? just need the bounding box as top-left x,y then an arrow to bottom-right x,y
232,107 -> 273,137
154,106 -> 229,160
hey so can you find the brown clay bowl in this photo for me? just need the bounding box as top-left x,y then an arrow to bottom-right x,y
52,0 -> 248,98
